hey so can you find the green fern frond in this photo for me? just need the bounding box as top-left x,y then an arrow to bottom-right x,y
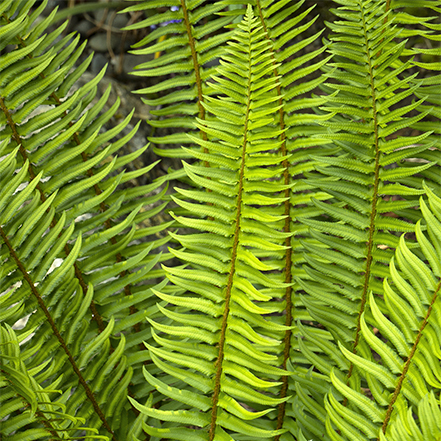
132,6 -> 297,439
379,391 -> 441,441
0,145 -> 119,440
296,0 -> 440,439
325,183 -> 441,440
0,324 -> 108,440
122,0 -> 244,157
248,0 -> 342,437
0,1 -> 170,439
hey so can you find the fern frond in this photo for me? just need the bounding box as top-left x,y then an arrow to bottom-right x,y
249,0 -> 342,437
0,146 -> 119,440
379,391 -> 441,441
325,183 -> 441,440
122,0 -> 244,157
296,0 -> 441,438
0,324 -> 108,440
0,1 -> 169,439
131,6 -> 296,439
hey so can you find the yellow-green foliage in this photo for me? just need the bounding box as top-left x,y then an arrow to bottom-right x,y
0,1 -> 440,440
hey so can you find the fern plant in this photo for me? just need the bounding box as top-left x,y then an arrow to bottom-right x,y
0,0 -> 440,440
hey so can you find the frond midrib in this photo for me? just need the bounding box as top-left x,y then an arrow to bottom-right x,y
0,226 -> 117,441
346,0 -> 384,384
255,1 -> 293,436
380,278 -> 441,437
208,23 -> 253,441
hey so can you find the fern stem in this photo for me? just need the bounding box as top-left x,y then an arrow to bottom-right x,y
346,0 -> 382,386
0,93 -> 106,333
0,14 -> 145,333
254,2 -> 293,436
0,226 -> 118,441
208,26 -> 253,441
0,96 -> 44,196
380,280 -> 441,437
179,0 -> 208,146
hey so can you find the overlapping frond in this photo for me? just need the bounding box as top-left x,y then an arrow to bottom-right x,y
245,0 -> 341,437
0,324 -> 108,440
325,184 -> 441,440
295,0 -> 441,439
0,1 -> 169,439
131,6 -> 295,439
121,0 -> 245,157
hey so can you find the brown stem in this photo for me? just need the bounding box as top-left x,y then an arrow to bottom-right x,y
379,280 -> 441,437
0,226 -> 117,441
344,0 -> 382,394
254,2 -> 292,437
208,25 -> 253,441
